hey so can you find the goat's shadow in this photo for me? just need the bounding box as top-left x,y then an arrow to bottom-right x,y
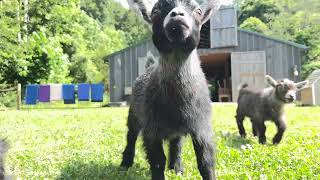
56,161 -> 149,180
218,131 -> 255,149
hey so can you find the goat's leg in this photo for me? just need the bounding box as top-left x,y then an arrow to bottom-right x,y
256,121 -> 267,144
192,134 -> 215,180
236,114 -> 246,137
168,136 -> 183,174
273,118 -> 286,144
143,137 -> 166,180
120,108 -> 141,169
250,119 -> 258,137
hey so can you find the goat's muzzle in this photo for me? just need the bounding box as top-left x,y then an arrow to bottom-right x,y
164,19 -> 191,42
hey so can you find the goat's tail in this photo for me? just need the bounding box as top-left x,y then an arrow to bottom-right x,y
237,83 -> 248,101
238,83 -> 248,91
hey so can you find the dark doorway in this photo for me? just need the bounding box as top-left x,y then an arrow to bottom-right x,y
200,53 -> 232,102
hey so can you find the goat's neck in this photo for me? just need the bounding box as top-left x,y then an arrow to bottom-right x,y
158,49 -> 202,78
268,89 -> 285,111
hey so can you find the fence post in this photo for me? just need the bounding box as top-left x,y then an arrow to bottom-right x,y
15,81 -> 21,110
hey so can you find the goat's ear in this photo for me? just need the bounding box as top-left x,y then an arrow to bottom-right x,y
295,80 -> 308,90
128,0 -> 152,24
266,75 -> 277,87
200,0 -> 221,24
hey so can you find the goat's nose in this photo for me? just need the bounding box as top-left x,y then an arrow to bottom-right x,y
170,10 -> 184,17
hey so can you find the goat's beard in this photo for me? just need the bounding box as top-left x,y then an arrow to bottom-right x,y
164,21 -> 191,43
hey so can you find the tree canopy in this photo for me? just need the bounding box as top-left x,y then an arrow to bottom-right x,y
0,0 -> 150,86
1,0 -> 318,87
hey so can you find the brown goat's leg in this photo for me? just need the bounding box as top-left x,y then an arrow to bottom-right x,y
273,118 -> 286,144
257,121 -> 267,144
236,115 -> 246,137
168,136 -> 183,174
192,134 -> 215,180
143,138 -> 166,180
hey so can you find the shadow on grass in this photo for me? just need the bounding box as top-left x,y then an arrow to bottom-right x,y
219,131 -> 255,149
56,161 -> 149,180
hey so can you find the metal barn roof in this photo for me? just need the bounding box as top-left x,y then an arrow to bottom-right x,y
306,69 -> 320,85
107,29 -> 307,60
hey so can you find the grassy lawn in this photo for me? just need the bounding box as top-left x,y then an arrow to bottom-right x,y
0,104 -> 319,179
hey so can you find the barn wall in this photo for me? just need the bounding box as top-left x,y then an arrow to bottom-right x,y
235,30 -> 304,81
108,40 -> 158,102
108,31 -> 306,103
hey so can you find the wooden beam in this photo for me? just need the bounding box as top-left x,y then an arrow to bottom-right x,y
15,81 -> 21,110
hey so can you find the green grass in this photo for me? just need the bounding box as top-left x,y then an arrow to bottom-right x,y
0,104 -> 319,179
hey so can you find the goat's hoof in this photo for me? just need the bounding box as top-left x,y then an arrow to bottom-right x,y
240,134 -> 246,138
259,141 -> 266,145
119,161 -> 131,171
169,165 -> 184,175
272,139 -> 281,145
175,170 -> 183,176
174,167 -> 184,175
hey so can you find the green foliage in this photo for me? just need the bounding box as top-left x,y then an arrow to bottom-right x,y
301,60 -> 320,80
240,17 -> 269,33
0,91 -> 16,107
113,10 -> 151,46
80,0 -> 151,46
0,105 -> 319,179
0,0 -> 149,87
238,0 -> 280,24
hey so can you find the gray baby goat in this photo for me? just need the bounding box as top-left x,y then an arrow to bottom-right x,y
120,0 -> 221,180
236,75 -> 308,144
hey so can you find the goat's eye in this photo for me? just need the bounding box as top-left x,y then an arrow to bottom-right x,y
195,8 -> 202,16
151,8 -> 161,20
284,85 -> 289,90
152,8 -> 159,15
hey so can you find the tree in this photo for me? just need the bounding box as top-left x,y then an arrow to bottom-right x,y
0,0 -> 150,88
80,0 -> 151,46
237,0 -> 280,24
240,17 -> 269,33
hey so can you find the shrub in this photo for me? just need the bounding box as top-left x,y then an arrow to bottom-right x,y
240,17 -> 269,34
0,91 -> 16,107
301,60 -> 320,80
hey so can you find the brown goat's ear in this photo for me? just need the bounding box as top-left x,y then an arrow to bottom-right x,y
266,75 -> 277,87
128,0 -> 152,24
200,0 -> 221,24
295,80 -> 308,90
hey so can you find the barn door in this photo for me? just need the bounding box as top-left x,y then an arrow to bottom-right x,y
210,6 -> 238,48
231,51 -> 266,102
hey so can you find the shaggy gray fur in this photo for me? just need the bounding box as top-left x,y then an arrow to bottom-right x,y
236,75 -> 308,144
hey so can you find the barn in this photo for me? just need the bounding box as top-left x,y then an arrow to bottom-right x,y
107,6 -> 308,103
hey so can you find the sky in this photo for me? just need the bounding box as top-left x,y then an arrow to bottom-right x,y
115,0 -> 234,10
